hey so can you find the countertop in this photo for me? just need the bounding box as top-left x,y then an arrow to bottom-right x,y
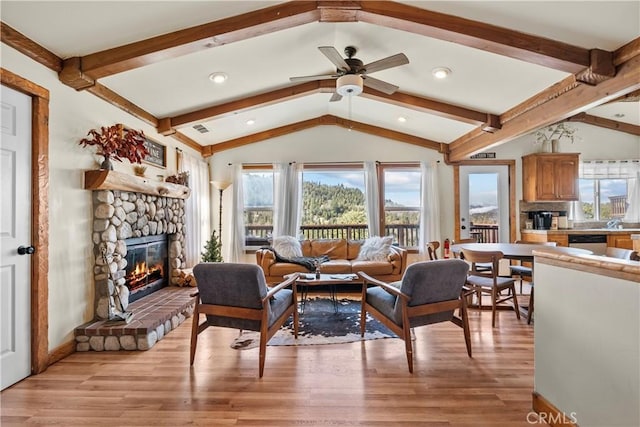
534,250 -> 640,281
521,228 -> 640,235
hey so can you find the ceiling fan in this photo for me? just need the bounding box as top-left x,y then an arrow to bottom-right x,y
289,46 -> 409,102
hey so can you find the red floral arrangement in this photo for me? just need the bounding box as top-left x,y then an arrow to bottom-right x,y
79,124 -> 149,164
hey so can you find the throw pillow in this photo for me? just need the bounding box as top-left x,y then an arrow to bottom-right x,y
272,236 -> 303,259
357,236 -> 393,261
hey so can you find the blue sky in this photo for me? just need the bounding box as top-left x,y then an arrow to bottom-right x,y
469,173 -> 498,207
579,179 -> 627,203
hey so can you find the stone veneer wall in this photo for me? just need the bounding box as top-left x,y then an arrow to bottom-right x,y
91,189 -> 187,320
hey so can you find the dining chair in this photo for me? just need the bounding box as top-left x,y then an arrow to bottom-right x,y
459,249 -> 520,327
358,260 -> 471,373
427,241 -> 440,260
509,241 -> 557,294
190,263 -> 299,377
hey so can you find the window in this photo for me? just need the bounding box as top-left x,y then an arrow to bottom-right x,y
579,178 -> 629,220
243,171 -> 274,246
301,169 -> 367,240
382,168 -> 421,248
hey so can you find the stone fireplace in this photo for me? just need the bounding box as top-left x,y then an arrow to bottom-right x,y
91,189 -> 186,319
76,171 -> 195,351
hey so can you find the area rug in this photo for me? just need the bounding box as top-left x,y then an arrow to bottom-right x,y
230,297 -> 397,349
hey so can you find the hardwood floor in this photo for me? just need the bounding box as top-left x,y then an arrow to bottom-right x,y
1,295 -> 541,426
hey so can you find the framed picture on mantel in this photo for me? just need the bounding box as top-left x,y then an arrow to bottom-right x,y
143,137 -> 166,168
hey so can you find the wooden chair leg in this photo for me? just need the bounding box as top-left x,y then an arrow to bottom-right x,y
527,286 -> 534,324
360,301 -> 367,337
258,324 -> 268,378
460,299 -> 472,357
491,287 -> 497,328
403,326 -> 414,373
511,284 -> 520,320
190,303 -> 200,366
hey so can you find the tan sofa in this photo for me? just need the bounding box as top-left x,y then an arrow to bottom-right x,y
255,238 -> 407,284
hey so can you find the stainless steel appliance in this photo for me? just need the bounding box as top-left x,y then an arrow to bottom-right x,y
568,234 -> 607,255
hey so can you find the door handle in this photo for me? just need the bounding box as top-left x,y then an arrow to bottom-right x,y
17,245 -> 35,255
461,225 -> 467,230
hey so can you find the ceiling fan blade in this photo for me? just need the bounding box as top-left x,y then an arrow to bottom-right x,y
363,53 -> 409,74
318,46 -> 350,72
329,92 -> 343,102
363,76 -> 399,95
289,74 -> 339,83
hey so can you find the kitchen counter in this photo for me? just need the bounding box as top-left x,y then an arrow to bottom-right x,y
521,228 -> 640,235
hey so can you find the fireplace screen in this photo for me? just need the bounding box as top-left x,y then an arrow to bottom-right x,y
124,235 -> 168,303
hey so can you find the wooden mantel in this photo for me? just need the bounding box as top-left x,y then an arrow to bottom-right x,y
84,170 -> 191,199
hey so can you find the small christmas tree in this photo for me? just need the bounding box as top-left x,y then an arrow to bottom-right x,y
201,230 -> 223,262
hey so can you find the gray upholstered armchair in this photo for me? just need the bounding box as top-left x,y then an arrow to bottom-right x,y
358,259 -> 471,373
191,263 -> 299,377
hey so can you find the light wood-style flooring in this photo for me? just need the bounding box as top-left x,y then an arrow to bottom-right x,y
1,293 -> 540,426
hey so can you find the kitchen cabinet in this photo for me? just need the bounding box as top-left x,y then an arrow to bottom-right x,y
607,233 -> 633,250
521,232 -> 569,247
522,153 -> 579,201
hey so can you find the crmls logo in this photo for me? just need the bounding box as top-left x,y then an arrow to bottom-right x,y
527,411 -> 578,424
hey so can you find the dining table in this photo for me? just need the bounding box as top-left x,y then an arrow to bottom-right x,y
450,242 -> 592,321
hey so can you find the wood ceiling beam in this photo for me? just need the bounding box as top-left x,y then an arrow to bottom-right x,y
1,22 -> 62,72
163,80 -> 492,134
448,53 -> 640,162
357,1 -> 591,75
76,2 -> 320,81
566,113 -> 640,136
167,81 -> 335,130
203,114 -> 442,156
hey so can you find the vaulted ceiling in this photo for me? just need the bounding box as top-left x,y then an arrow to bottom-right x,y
2,1 -> 639,162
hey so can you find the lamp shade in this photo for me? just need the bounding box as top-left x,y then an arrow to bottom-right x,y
336,74 -> 363,96
211,180 -> 231,190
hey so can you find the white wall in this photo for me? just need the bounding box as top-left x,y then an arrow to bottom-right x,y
2,44 -> 203,350
534,259 -> 640,426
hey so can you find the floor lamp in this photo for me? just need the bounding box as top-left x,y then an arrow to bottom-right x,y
211,181 -> 231,242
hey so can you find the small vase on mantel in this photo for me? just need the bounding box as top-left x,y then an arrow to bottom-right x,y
551,139 -> 560,153
100,155 -> 114,170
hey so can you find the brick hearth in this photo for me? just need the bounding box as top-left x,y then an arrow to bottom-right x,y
75,287 -> 195,351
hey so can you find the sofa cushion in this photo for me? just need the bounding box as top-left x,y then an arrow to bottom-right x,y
357,236 -> 393,261
347,240 -> 363,260
270,262 -> 309,276
318,259 -> 352,274
351,260 -> 394,276
272,236 -> 303,259
310,239 -> 347,259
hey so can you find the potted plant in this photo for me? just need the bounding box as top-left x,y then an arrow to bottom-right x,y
79,124 -> 149,170
201,230 -> 223,262
534,123 -> 579,153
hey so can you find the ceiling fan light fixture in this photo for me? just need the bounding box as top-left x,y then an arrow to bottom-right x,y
208,72 -> 228,84
432,67 -> 451,79
336,74 -> 363,97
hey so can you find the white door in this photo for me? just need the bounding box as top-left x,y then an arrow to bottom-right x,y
1,85 -> 32,390
459,165 -> 509,243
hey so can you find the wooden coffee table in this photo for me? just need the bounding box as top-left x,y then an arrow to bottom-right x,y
288,273 -> 362,313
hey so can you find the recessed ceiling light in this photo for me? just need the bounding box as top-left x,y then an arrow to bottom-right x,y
246,119 -> 255,126
432,67 -> 452,79
613,113 -> 626,118
208,72 -> 227,84
397,116 -> 407,123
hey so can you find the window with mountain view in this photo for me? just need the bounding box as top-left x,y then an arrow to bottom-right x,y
301,170 -> 368,240
383,168 -> 421,248
243,171 -> 274,246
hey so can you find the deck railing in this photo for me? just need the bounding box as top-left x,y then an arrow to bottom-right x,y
245,223 -> 498,247
245,223 -> 420,248
469,224 -> 499,243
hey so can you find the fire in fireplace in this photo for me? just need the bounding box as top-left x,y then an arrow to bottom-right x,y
124,234 -> 168,303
